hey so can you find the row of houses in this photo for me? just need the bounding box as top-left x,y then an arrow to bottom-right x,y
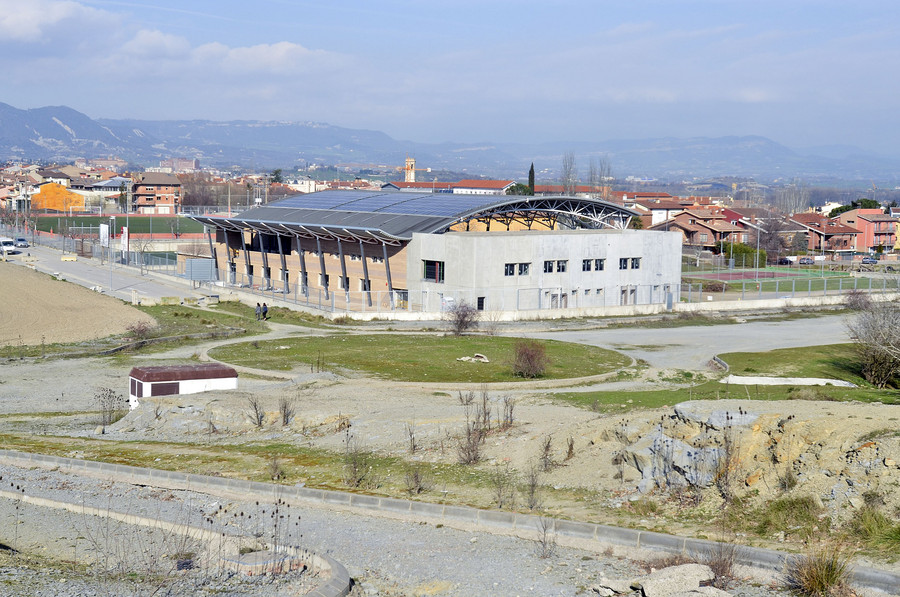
0,165 -> 182,214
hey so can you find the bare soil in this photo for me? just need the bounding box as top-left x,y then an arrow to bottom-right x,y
0,261 -> 155,347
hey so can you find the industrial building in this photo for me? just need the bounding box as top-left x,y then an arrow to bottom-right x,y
188,190 -> 681,315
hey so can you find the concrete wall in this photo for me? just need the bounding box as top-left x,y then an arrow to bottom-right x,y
406,229 -> 682,311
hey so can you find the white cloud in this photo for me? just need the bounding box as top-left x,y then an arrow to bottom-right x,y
193,41 -> 333,75
0,0 -> 107,42
122,29 -> 191,59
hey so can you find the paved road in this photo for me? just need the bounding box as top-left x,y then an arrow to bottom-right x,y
5,242 -> 205,303
521,316 -> 852,370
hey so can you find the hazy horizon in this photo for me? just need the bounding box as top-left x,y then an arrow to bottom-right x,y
3,1 -> 899,156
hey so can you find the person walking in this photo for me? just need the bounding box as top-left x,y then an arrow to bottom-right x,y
255,303 -> 261,321
262,303 -> 268,320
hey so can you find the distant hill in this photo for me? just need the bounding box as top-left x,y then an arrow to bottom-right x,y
1,102 -> 897,182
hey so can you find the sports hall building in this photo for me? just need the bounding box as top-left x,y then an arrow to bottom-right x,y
189,190 -> 681,316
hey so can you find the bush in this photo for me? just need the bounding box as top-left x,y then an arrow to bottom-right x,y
96,387 -> 127,428
784,544 -> 852,597
512,339 -> 549,378
844,289 -> 872,311
444,300 -> 479,335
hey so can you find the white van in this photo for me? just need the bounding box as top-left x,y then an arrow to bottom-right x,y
0,237 -> 15,253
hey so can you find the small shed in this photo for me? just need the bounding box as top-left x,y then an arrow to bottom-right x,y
128,363 -> 238,409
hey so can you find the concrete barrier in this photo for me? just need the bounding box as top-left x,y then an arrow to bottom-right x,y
1,449 -> 897,595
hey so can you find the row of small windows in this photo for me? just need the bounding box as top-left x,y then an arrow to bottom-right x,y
504,263 -> 531,276
506,258 -> 640,275
429,257 -> 643,283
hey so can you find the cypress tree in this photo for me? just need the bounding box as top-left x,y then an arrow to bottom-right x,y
528,163 -> 535,193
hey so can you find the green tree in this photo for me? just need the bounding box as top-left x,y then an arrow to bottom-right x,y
506,183 -> 533,196
528,163 -> 535,194
828,198 -> 881,218
271,168 -> 284,184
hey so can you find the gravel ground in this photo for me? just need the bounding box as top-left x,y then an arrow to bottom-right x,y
0,462 -> 798,597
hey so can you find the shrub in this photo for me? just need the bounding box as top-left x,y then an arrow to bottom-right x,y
444,300 -> 479,335
512,339 -> 550,378
844,289 -> 872,311
96,387 -> 127,428
784,544 -> 852,597
126,320 -> 155,340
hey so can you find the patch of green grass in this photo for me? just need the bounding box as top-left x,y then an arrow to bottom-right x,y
209,335 -> 631,383
748,495 -> 828,540
211,302 -> 333,328
35,215 -> 205,235
720,343 -> 865,382
845,506 -> 900,558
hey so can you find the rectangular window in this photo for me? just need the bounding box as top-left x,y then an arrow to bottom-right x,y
518,262 -> 530,276
360,279 -> 371,291
619,258 -> 628,270
477,297 -> 485,311
595,258 -> 605,271
544,260 -> 554,273
556,260 -> 567,273
582,259 -> 592,272
424,260 -> 445,283
700,233 -> 708,243
631,257 -> 641,269
504,263 -> 516,276
320,273 -> 329,287
151,382 -> 179,397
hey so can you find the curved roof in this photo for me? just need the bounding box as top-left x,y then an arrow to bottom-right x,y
190,190 -> 638,245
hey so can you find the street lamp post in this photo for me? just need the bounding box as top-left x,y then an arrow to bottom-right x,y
109,216 -> 115,296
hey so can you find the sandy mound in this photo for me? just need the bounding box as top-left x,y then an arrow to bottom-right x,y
0,262 -> 156,346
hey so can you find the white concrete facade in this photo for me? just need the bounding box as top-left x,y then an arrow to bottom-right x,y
128,376 -> 238,409
405,229 -> 681,312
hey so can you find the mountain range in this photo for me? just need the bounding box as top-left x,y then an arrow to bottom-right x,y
1,102 -> 897,183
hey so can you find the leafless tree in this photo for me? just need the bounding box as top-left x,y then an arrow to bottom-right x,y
753,214 -> 792,261
774,181 -> 811,215
588,156 -> 612,199
561,151 -> 578,196
847,302 -> 900,388
246,396 -> 265,428
278,396 -> 296,426
444,300 -> 479,335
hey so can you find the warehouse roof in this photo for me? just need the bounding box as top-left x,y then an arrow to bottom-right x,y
190,190 -> 638,245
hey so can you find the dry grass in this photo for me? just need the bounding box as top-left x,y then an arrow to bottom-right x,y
783,543 -> 853,597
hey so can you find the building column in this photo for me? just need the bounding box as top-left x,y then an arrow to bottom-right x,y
316,237 -> 328,299
337,238 -> 350,305
205,226 -> 219,281
276,233 -> 288,293
295,234 -> 308,296
259,233 -> 271,290
360,240 -> 372,307
223,228 -> 235,284
382,242 -> 394,309
240,230 -> 252,287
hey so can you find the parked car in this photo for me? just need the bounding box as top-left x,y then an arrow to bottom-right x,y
861,256 -> 878,264
777,257 -> 792,265
798,257 -> 815,265
14,237 -> 28,248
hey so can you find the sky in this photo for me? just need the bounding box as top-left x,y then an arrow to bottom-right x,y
2,0 -> 899,155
